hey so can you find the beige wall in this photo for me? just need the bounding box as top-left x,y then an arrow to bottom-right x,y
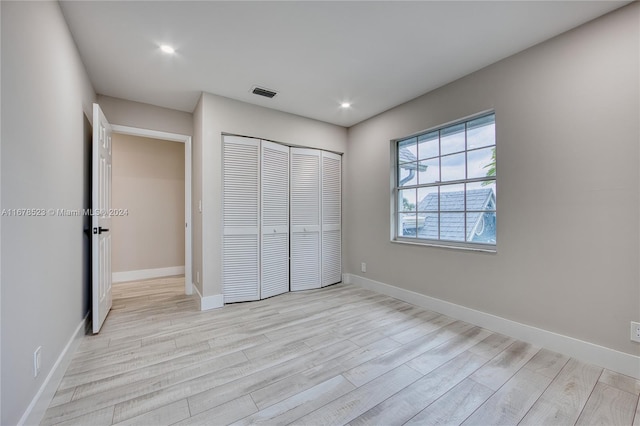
194,93 -> 348,298
112,134 -> 185,273
345,4 -> 639,356
1,2 -> 96,424
98,95 -> 193,137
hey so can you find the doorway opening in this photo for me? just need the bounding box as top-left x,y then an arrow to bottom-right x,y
110,125 -> 192,296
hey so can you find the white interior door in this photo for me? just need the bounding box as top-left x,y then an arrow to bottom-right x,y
223,136 -> 260,302
290,148 -> 321,291
322,151 -> 342,287
261,141 -> 290,299
92,103 -> 113,334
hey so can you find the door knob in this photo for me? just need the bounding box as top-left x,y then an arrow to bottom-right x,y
93,226 -> 110,234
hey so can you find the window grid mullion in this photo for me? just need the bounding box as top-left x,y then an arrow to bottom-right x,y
397,176 -> 496,190
464,122 -> 468,242
438,129 -> 442,240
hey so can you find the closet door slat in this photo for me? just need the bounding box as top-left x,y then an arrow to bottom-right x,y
223,136 -> 260,303
261,141 -> 290,299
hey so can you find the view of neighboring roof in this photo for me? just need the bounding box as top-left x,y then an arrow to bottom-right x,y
398,148 -> 428,171
418,188 -> 494,212
416,188 -> 495,242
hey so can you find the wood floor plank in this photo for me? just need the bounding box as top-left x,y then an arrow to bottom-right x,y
519,357 -> 603,426
42,351 -> 249,424
599,369 -> 640,396
345,309 -> 442,348
405,327 -> 492,375
110,341 -> 311,423
249,337 -> 401,410
49,387 -> 75,408
343,320 -> 474,387
404,378 -> 494,426
294,365 -> 422,425
522,348 -> 569,378
466,332 -> 514,359
63,342 -> 211,392
350,350 -> 488,426
232,375 -> 355,425
41,405 -> 114,426
174,395 -> 257,426
462,367 -> 552,425
41,277 -> 639,426
65,340 -> 179,376
468,340 -> 540,390
389,313 -> 456,345
186,339 -> 359,417
112,399 -> 190,426
576,382 -> 637,426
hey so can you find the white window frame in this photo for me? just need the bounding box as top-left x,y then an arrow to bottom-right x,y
391,111 -> 497,252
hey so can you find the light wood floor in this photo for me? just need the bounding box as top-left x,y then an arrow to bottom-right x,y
42,276 -> 640,426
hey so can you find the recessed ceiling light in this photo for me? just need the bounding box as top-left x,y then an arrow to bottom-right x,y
160,44 -> 175,54
340,102 -> 351,108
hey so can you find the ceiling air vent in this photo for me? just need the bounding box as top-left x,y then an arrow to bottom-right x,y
251,86 -> 277,99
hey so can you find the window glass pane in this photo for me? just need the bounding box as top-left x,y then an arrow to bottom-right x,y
418,131 -> 439,160
440,123 -> 465,155
439,184 -> 464,212
441,153 -> 465,182
439,213 -> 465,242
417,186 -> 438,212
417,213 -> 438,239
398,213 -> 418,237
398,137 -> 417,164
467,114 -> 495,150
417,158 -> 439,184
398,162 -> 418,187
467,146 -> 495,179
467,212 -> 496,243
466,181 -> 496,211
394,112 -> 496,246
398,189 -> 417,212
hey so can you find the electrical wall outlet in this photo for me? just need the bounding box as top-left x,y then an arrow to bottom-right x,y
361,262 -> 367,273
33,346 -> 42,378
631,321 -> 640,343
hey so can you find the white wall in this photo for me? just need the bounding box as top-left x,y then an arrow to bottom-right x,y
112,134 -> 185,274
1,2 -> 96,424
192,97 -> 204,295
345,4 -> 640,357
194,93 -> 348,301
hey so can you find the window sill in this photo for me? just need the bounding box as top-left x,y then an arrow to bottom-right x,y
391,238 -> 497,253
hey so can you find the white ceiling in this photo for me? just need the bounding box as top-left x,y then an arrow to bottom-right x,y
60,1 -> 630,127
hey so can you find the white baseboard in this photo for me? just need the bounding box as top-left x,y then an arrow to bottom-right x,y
344,273 -> 640,379
112,266 -> 185,283
192,284 -> 224,311
19,314 -> 89,426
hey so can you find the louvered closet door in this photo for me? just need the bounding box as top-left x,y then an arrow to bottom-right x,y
322,151 -> 342,287
290,148 -> 321,291
223,136 -> 260,303
261,141 -> 290,299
